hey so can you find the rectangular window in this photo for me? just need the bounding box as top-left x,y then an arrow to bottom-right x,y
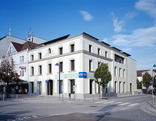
48,64 -> 52,73
98,48 -> 100,55
20,56 -> 24,63
31,67 -> 34,75
39,53 -> 42,59
115,54 -> 124,64
39,65 -> 42,75
89,45 -> 92,52
123,69 -> 125,78
20,70 -> 24,77
59,47 -> 63,55
89,60 -> 93,71
70,44 -> 74,52
105,51 -> 108,58
60,62 -> 63,72
114,67 -> 117,76
71,60 -> 75,71
119,68 -> 121,77
31,55 -> 34,61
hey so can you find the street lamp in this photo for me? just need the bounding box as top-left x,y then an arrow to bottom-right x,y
55,63 -> 60,100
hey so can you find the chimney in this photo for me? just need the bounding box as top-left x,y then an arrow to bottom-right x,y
9,28 -> 12,36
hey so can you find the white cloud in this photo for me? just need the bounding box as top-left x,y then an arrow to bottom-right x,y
79,10 -> 93,21
110,12 -> 124,33
111,26 -> 156,47
135,0 -> 156,20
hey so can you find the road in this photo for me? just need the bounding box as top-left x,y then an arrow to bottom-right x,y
0,94 -> 155,121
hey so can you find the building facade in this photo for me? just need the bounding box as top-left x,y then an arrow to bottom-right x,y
28,33 -> 137,98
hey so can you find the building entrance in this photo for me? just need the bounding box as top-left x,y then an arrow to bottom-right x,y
90,79 -> 93,94
47,80 -> 53,95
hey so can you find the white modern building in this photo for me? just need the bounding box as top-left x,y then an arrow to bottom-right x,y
28,33 -> 137,98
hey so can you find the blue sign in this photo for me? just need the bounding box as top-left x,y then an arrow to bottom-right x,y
150,79 -> 153,84
79,72 -> 87,78
46,80 -> 49,83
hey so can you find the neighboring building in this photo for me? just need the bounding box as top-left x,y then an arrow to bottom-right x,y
0,35 -> 26,59
0,34 -> 46,59
137,69 -> 156,90
28,33 -> 137,98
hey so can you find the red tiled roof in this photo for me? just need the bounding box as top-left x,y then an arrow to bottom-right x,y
21,41 -> 41,51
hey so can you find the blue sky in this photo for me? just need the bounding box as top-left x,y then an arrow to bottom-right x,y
0,0 -> 156,70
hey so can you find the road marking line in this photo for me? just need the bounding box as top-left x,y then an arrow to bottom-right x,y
119,102 -> 130,105
128,103 -> 139,107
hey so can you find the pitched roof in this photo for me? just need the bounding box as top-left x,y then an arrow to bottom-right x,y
21,41 -> 41,51
11,41 -> 23,52
42,34 -> 70,45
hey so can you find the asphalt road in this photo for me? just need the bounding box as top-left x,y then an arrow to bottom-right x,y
0,94 -> 156,121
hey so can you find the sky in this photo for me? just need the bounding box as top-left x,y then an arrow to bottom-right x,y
0,0 -> 156,70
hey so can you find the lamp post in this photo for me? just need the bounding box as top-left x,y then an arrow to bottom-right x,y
55,63 -> 60,100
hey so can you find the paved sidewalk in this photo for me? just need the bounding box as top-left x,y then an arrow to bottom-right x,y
145,101 -> 156,114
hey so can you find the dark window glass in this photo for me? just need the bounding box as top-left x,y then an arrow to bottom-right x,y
59,47 -> 63,55
71,44 -> 74,52
39,65 -> 42,74
60,62 -> 63,72
71,60 -> 75,71
89,45 -> 92,52
39,53 -> 42,59
49,64 -> 52,73
115,54 -> 124,64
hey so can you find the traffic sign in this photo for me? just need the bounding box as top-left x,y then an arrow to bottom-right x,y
150,79 -> 153,84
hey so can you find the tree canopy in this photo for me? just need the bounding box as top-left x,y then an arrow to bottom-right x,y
0,56 -> 20,97
94,62 -> 112,86
142,72 -> 152,89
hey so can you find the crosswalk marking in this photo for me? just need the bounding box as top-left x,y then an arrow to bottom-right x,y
95,100 -> 139,107
128,103 -> 139,107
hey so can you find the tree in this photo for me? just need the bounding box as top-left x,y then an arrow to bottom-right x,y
142,72 -> 152,94
94,63 -> 112,98
0,56 -> 20,97
137,78 -> 142,89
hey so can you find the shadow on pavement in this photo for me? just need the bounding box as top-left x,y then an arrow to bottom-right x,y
0,111 -> 31,121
